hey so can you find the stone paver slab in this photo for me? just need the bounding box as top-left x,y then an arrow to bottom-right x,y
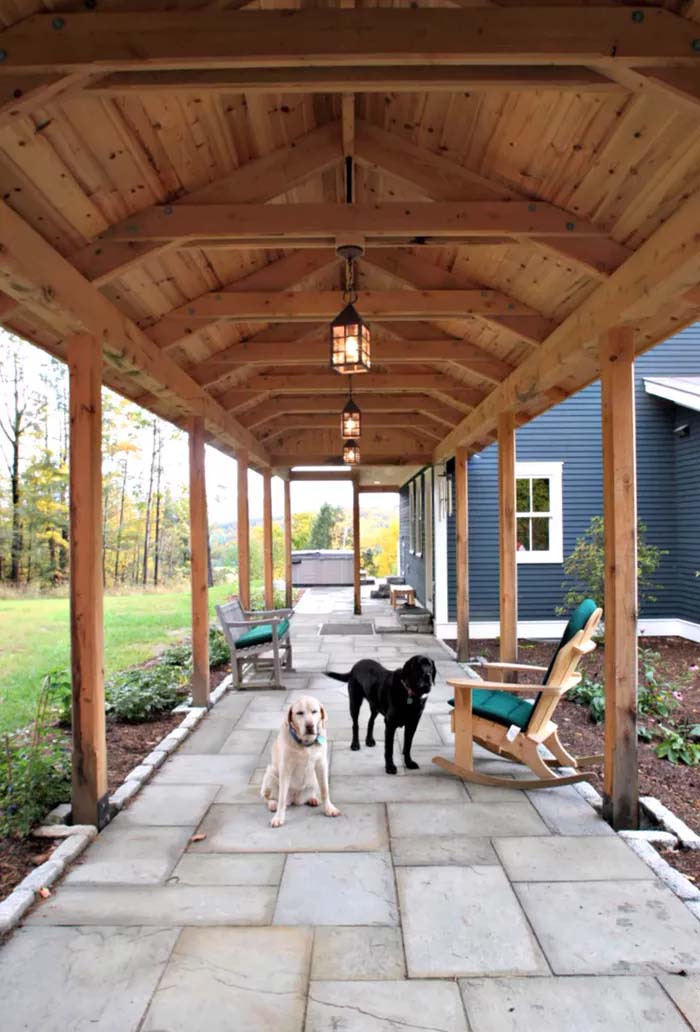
460,976 -> 692,1032
311,927 -> 405,980
170,852 -> 284,886
0,925 -> 179,1032
330,747 -> 449,776
218,728 -> 273,755
306,980 -> 469,1032
116,784 -> 219,827
495,835 -> 654,882
64,824 -> 192,884
330,774 -> 467,804
142,928 -> 312,1032
27,885 -> 276,926
516,879 -> 700,974
152,754 -> 256,784
526,786 -> 614,836
274,852 -> 397,926
178,719 -> 236,753
192,803 -> 388,852
391,835 -> 498,867
658,974 -> 700,1029
398,866 -> 548,977
388,801 -> 548,838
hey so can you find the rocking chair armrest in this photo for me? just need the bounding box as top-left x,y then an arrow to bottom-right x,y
243,608 -> 293,619
477,661 -> 549,674
448,679 -> 561,697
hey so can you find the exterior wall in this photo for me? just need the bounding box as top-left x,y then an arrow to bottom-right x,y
443,323 -> 700,627
398,469 -> 427,606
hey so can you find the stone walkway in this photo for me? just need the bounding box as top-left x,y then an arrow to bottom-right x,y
3,587 -> 700,1030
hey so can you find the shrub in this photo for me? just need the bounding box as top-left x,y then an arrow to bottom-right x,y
559,516 -> 666,615
1,683 -> 70,838
654,724 -> 700,766
638,647 -> 683,720
105,664 -> 187,722
43,668 -> 72,726
160,625 -> 230,671
208,625 -> 229,668
567,676 -> 605,723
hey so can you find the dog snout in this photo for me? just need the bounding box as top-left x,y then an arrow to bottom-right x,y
305,722 -> 315,734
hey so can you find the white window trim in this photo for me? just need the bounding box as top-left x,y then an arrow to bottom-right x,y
415,475 -> 423,558
408,480 -> 415,554
514,461 -> 563,565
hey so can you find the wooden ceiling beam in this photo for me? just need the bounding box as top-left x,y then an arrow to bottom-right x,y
0,9 -> 697,72
218,372 -> 484,401
260,414 -> 443,440
240,394 -> 463,428
0,199 -> 269,467
362,249 -> 554,347
94,201 -> 610,244
86,65 -> 624,95
70,121 -> 343,284
434,180 -> 700,460
354,121 -> 631,280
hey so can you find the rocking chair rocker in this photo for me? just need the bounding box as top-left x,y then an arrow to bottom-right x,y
434,598 -> 603,790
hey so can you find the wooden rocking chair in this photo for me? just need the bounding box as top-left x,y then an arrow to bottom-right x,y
434,598 -> 603,790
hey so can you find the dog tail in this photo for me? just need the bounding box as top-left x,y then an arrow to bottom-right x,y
325,670 -> 351,683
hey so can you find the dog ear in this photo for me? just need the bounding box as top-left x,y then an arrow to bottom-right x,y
287,704 -> 294,726
320,704 -> 327,725
429,659 -> 437,683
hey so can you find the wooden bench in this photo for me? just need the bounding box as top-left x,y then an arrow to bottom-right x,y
216,597 -> 293,690
390,584 -> 416,607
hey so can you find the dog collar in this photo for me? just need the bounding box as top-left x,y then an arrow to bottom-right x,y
289,725 -> 325,747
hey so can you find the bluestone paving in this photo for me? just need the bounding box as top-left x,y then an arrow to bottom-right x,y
0,926 -> 179,1032
142,928 -> 312,1032
311,927 -> 406,980
460,976 -> 692,1032
274,852 -> 398,925
398,866 -> 549,977
5,586 -> 699,1032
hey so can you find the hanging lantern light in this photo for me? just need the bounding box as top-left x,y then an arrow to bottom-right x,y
341,379 -> 361,439
342,439 -> 361,465
330,249 -> 371,375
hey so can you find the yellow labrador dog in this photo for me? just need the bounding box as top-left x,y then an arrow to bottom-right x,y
261,695 -> 340,828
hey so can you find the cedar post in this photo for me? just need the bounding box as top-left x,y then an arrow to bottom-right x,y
237,450 -> 250,610
498,411 -> 517,667
67,333 -> 108,828
263,469 -> 274,609
455,448 -> 470,662
353,477 -> 361,615
601,326 -> 639,830
188,416 -> 209,707
284,476 -> 293,608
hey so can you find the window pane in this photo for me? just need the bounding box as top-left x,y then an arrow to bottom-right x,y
517,517 -> 530,551
532,478 -> 550,513
531,517 -> 550,551
516,478 -> 530,514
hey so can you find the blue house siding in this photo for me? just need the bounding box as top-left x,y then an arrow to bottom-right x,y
399,470 -> 427,606
443,324 -> 700,626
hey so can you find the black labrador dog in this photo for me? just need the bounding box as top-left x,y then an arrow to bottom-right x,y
326,656 -> 437,774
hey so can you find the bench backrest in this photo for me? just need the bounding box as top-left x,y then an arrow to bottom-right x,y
216,598 -> 247,649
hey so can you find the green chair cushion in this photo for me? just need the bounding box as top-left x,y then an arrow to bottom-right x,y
235,618 -> 290,649
448,688 -> 534,731
543,597 -> 598,684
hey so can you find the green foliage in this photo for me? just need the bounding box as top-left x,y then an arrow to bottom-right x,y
567,676 -> 606,723
208,625 -> 230,668
362,547 -> 378,577
307,503 -> 345,549
105,664 -> 187,722
160,625 -> 230,672
43,668 -> 72,726
637,647 -> 683,720
1,682 -> 70,838
654,724 -> 700,766
559,516 -> 666,615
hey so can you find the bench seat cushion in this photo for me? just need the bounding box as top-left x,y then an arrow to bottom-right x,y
235,618 -> 290,649
448,688 -> 533,731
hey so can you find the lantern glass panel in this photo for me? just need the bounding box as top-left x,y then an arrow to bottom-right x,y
330,304 -> 371,374
342,440 -> 361,465
341,399 -> 361,438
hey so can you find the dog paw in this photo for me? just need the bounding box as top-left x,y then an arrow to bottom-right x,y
270,814 -> 285,828
324,804 -> 341,818
267,799 -> 278,812
365,737 -> 376,748
306,797 -> 319,807
385,763 -> 398,775
350,742 -> 360,751
404,759 -> 420,770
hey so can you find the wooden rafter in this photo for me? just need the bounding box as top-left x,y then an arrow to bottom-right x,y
217,372 -> 484,403
240,395 -> 464,429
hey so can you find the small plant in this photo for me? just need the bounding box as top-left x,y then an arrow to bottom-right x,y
1,682 -> 71,838
208,625 -> 229,668
159,625 -> 229,671
654,724 -> 700,766
559,516 -> 666,616
160,640 -> 192,669
567,676 -> 605,724
43,668 -> 72,726
637,647 -> 683,720
105,664 -> 187,722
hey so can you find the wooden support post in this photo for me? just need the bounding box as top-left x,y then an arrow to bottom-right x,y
237,450 -> 250,610
263,469 -> 274,609
601,326 -> 639,830
455,447 -> 470,663
498,412 -> 517,667
284,476 -> 293,608
188,416 -> 209,707
67,333 -> 108,828
353,477 -> 361,615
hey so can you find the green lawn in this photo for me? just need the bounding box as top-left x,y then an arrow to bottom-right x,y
0,583 -> 233,734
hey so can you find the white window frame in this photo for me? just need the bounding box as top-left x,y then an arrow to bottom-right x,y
408,480 -> 415,554
415,475 -> 423,558
514,461 -> 563,565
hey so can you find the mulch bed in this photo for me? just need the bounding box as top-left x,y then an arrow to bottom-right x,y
446,635 -> 700,883
0,662 -> 232,907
